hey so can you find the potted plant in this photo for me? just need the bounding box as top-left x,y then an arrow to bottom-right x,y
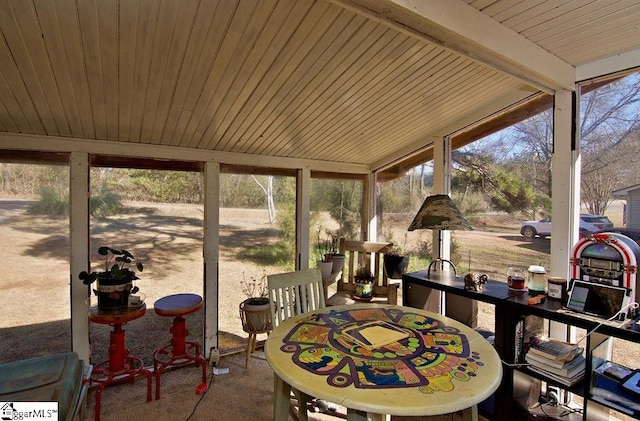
353,266 -> 374,300
239,270 -> 271,333
78,246 -> 144,311
319,230 -> 345,275
383,245 -> 410,279
315,228 -> 335,281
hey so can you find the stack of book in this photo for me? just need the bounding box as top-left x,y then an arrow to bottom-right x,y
525,338 -> 585,386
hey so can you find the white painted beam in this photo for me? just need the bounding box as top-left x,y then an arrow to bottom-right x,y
576,49 -> 640,82
335,0 -> 575,91
0,133 -> 370,175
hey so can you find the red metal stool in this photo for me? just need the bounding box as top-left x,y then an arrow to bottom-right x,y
153,293 -> 208,400
88,304 -> 153,421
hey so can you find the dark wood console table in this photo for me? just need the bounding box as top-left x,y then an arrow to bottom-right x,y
402,270 -> 640,420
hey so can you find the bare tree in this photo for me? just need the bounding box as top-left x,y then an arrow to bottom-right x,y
580,76 -> 640,213
252,175 -> 276,223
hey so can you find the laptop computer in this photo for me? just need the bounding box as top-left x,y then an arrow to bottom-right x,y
565,279 -> 632,321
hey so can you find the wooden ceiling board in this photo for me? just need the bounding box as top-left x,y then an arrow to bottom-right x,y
227,10 -> 372,155
346,67 -> 516,162
516,0 -> 626,41
192,0 -> 284,150
168,1 -> 239,147
539,8 -> 640,58
33,0 -> 83,138
464,0 -> 499,9
75,0 -> 107,140
124,0 -> 159,144
0,1 -> 60,135
256,24 -> 401,159
252,10 -> 372,155
479,0 -> 534,19
218,1 -> 336,153
98,1 -> 118,141
138,0 -> 197,144
307,58 -> 479,162
181,0 -> 266,148
117,0 -> 147,142
199,1 -> 339,152
326,55 -> 469,156
496,0 -> 569,30
283,43 -> 447,161
201,0 -> 317,152
263,28 -> 417,158
0,64 -> 33,134
531,1 -> 640,44
145,1 -> 202,146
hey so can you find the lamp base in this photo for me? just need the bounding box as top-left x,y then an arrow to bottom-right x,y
427,258 -> 457,278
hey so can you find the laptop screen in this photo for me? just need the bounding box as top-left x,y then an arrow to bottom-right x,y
566,279 -> 630,320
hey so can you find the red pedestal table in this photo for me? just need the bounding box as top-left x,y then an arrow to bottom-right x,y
152,293 -> 208,400
88,303 -> 153,421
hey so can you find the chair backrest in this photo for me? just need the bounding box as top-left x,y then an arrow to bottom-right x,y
336,238 -> 397,303
267,268 -> 326,328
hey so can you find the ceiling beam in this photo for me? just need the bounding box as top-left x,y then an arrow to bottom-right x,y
332,0 -> 576,92
0,133 -> 370,175
576,49 -> 640,82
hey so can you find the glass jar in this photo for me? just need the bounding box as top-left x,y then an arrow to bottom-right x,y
527,265 -> 547,295
507,267 -> 526,290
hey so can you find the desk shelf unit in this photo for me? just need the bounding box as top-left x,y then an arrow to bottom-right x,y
402,270 -> 640,421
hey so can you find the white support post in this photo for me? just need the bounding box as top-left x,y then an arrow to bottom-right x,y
204,162 -> 220,356
367,172 -> 377,242
69,152 -> 90,362
550,89 -> 580,341
432,136 -> 452,263
297,168 -> 311,269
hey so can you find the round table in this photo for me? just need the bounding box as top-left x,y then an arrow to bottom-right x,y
265,304 -> 502,421
87,304 -> 152,421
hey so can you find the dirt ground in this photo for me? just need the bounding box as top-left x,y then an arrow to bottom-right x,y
0,199 -> 637,378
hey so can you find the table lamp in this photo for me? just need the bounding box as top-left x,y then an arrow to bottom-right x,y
407,194 -> 472,278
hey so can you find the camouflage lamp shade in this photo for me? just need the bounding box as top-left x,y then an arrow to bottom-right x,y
407,194 -> 472,277
408,194 -> 472,232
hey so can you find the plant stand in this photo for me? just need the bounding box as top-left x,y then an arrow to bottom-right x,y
239,299 -> 272,368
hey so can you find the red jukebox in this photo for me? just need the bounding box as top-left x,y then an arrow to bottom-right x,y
570,232 -> 640,304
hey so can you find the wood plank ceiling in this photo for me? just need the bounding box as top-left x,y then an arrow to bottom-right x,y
0,0 -> 638,174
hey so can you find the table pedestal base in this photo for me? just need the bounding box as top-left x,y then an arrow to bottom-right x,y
153,316 -> 208,400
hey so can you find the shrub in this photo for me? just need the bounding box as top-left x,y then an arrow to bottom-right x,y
28,188 -> 68,217
90,191 -> 122,217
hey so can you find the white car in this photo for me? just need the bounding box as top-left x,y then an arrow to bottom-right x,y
520,214 -> 613,239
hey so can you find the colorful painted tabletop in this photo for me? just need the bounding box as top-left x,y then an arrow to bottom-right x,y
265,304 -> 502,419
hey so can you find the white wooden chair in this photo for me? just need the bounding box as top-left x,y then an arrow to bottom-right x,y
267,268 -> 343,420
268,268 -> 326,328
